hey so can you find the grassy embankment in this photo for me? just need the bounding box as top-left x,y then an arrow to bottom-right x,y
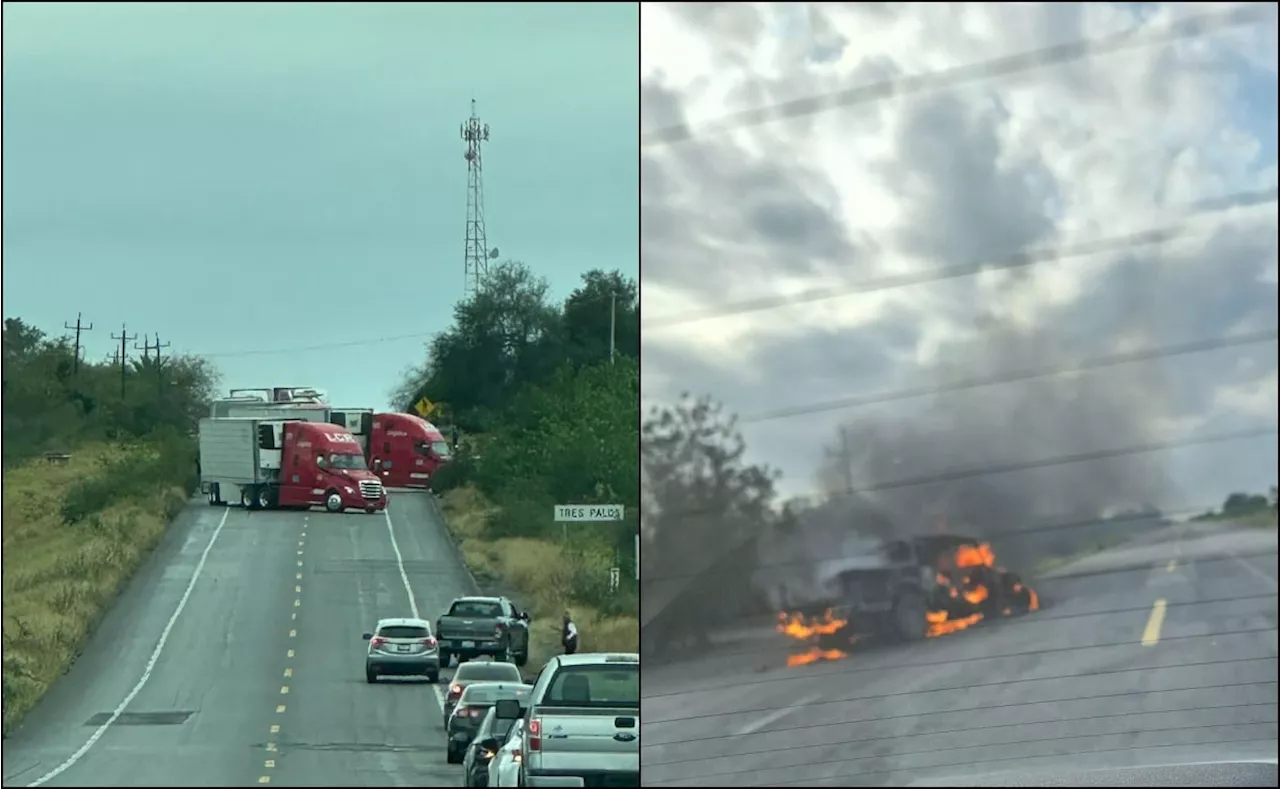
1197,510 -> 1279,529
1,444 -> 188,735
439,485 -> 638,668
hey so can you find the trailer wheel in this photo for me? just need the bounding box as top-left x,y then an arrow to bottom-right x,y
257,486 -> 275,511
242,487 -> 257,510
325,490 -> 344,513
892,589 -> 929,642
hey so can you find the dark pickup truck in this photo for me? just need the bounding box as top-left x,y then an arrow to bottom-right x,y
436,595 -> 532,667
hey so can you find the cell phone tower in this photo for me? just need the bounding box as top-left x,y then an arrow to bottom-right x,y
461,99 -> 498,299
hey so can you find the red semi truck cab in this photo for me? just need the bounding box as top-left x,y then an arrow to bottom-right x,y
199,417 -> 387,513
368,412 -> 453,489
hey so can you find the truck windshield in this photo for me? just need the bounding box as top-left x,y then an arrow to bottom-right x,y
414,439 -> 452,458
541,665 -> 639,709
328,453 -> 367,470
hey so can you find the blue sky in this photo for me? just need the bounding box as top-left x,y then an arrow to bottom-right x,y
2,2 -> 639,410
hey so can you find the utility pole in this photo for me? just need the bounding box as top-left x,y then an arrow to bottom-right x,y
111,324 -> 136,399
63,312 -> 94,378
135,334 -> 152,362
826,425 -> 855,494
461,99 -> 493,299
609,291 -> 617,367
152,333 -> 171,395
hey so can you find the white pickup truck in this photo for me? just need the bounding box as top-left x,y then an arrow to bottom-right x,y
493,652 -> 640,788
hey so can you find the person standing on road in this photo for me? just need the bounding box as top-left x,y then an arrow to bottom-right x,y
562,610 -> 579,655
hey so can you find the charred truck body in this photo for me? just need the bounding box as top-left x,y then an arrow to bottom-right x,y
779,535 -> 1037,647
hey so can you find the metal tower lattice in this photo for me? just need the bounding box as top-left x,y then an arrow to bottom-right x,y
462,99 -> 492,299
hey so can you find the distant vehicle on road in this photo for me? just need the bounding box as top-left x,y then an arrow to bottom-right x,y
447,682 -> 531,765
505,652 -> 640,788
487,718 -> 525,787
462,701 -> 526,786
198,417 -> 386,513
362,617 -> 440,683
443,660 -> 526,728
437,596 -> 532,667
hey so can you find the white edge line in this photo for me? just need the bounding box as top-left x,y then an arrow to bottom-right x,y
734,692 -> 822,737
27,507 -> 232,787
383,500 -> 448,713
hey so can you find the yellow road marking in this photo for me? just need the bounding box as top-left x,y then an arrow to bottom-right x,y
287,649 -> 295,658
1166,559 -> 1177,572
296,585 -> 302,593
294,599 -> 301,608
266,742 -> 278,753
297,560 -> 302,567
292,613 -> 297,620
297,573 -> 302,580
271,724 -> 280,734
265,760 -> 275,769
259,777 -> 270,784
297,550 -> 304,556
290,630 -> 297,638
284,668 -> 293,678
1141,599 -> 1167,646
281,685 -> 290,694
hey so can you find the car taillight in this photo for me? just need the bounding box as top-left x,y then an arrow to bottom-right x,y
528,718 -> 541,752
449,684 -> 462,698
370,636 -> 386,649
422,637 -> 437,648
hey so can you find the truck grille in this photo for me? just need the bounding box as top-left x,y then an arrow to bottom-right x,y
359,480 -> 383,501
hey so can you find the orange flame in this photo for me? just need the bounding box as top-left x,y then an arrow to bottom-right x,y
786,647 -> 848,667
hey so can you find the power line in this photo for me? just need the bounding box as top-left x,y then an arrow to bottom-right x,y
641,186 -> 1278,329
741,329 -> 1279,425
641,5 -> 1273,147
644,648 -> 1273,726
646,698 -> 1276,765
651,426 -> 1277,532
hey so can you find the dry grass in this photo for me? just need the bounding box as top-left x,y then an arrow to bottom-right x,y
1,444 -> 186,735
440,486 -> 638,668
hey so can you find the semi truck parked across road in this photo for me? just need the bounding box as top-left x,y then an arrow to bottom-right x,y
198,417 -> 387,513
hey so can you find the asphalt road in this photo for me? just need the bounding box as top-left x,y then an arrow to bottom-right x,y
1,490 -> 480,787
641,522 -> 1278,787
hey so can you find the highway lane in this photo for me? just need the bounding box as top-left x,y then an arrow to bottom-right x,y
275,490 -> 480,787
1,491 -> 484,788
641,523 -> 1278,787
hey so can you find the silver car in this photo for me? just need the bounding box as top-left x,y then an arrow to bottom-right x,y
363,617 -> 441,683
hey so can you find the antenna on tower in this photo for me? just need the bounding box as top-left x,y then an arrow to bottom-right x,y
461,99 -> 495,299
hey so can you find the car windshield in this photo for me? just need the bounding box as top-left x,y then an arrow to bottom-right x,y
455,663 -> 522,683
449,600 -> 503,618
431,440 -> 452,458
377,625 -> 428,639
459,683 -> 530,706
328,453 -> 366,470
542,665 -> 639,709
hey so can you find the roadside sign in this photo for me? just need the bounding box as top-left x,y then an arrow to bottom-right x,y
554,505 -> 624,522
414,397 -> 436,418
609,567 -> 620,592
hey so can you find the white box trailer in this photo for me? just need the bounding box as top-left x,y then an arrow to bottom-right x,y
208,400 -> 373,454
199,417 -> 286,507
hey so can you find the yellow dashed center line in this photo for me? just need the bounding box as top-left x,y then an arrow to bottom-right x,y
297,560 -> 302,567
290,630 -> 297,638
266,742 -> 278,753
297,573 -> 302,580
258,777 -> 270,784
271,724 -> 280,734
1141,599 -> 1167,647
294,599 -> 301,608
277,705 -> 286,713
287,649 -> 295,658
296,585 -> 302,593
1166,559 -> 1178,572
268,526 -> 304,783
281,685 -> 290,695
284,668 -> 293,678
265,760 -> 275,769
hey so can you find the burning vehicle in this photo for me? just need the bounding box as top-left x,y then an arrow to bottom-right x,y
774,534 -> 1038,666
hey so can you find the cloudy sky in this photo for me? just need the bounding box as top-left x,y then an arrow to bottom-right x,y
3,2 -> 638,410
641,2 -> 1278,523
